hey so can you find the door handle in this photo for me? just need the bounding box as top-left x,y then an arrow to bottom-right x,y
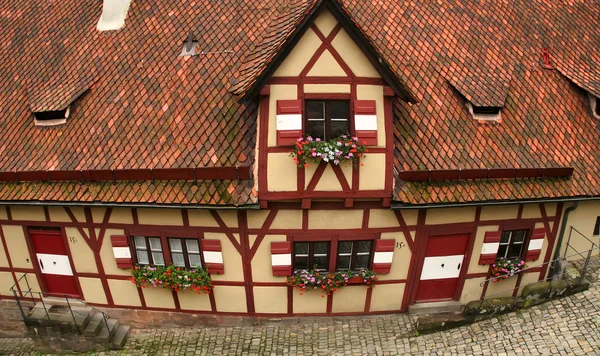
441,263 -> 444,268
39,259 -> 44,270
457,263 -> 461,270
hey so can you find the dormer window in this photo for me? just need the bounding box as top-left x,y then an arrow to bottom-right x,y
97,0 -> 132,32
34,106 -> 69,127
180,33 -> 198,57
466,102 -> 502,124
589,94 -> 600,119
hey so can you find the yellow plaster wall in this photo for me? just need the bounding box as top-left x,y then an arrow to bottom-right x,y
369,283 -> 405,311
205,233 -> 244,282
308,209 -> 362,229
467,225 -> 500,275
358,153 -> 386,190
78,277 -> 107,304
2,225 -> 32,269
68,207 -> 87,223
331,286 -> 367,312
137,208 -> 183,226
480,205 -> 518,221
188,210 -> 219,227
216,210 -> 238,228
307,50 -> 347,77
356,85 -> 385,148
426,207 -> 477,225
247,210 -> 270,229
368,209 -> 400,228
178,292 -> 212,311
516,272 -> 541,296
271,210 -> 302,230
293,289 -> 326,313
108,279 -> 141,307
273,28 -> 320,77
0,235 -> 9,268
108,208 -> 134,224
142,287 -> 176,309
48,207 -> 72,222
267,153 -> 298,191
522,204 -> 542,219
0,271 -> 15,296
379,232 -> 413,281
10,206 -> 45,222
254,286 -> 288,314
313,9 -> 337,37
91,208 -> 108,223
484,276 -> 518,298
16,273 -> 41,294
251,235 -> 287,282
66,227 -> 98,274
268,84 -> 297,147
100,228 -> 130,276
0,207 -> 7,220
213,286 -> 247,313
562,201 -> 600,259
332,28 -> 380,78
304,84 -> 350,94
314,165 -> 343,191
459,277 -> 485,304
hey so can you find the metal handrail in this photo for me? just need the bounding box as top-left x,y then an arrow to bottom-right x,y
10,274 -> 115,348
569,226 -> 598,246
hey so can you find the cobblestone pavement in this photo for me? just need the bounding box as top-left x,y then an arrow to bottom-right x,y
1,258 -> 599,355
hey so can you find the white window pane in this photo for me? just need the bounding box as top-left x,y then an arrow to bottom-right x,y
186,239 -> 200,253
136,251 -> 149,265
152,252 -> 165,266
172,253 -> 185,267
189,254 -> 202,268
169,239 -> 182,252
149,238 -> 162,251
134,236 -> 146,249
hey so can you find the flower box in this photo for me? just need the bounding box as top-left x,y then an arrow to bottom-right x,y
491,257 -> 526,282
290,135 -> 368,167
130,265 -> 213,294
287,267 -> 378,296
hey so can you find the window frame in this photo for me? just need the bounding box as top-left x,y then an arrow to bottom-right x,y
168,237 -> 204,269
292,241 -> 331,272
335,240 -> 375,271
132,235 -> 165,266
128,228 -> 203,268
304,99 -> 351,140
291,234 -> 378,272
497,229 -> 529,260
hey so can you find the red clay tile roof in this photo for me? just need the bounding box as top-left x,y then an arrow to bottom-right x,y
1,0 -> 600,205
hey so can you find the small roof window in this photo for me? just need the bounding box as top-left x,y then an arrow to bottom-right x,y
180,33 -> 198,57
34,106 -> 69,127
589,94 -> 600,119
466,103 -> 502,124
97,0 -> 132,32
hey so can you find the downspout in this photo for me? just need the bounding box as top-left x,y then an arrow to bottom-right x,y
549,201 -> 579,278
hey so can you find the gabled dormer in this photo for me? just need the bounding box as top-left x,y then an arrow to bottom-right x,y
245,0 -> 415,208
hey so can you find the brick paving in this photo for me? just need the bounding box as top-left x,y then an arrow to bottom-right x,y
1,258 -> 599,355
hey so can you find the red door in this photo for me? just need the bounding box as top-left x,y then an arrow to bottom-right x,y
30,231 -> 79,297
415,234 -> 469,302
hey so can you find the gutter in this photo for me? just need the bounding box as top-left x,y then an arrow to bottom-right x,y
390,195 -> 599,210
0,201 -> 261,210
549,201 -> 580,278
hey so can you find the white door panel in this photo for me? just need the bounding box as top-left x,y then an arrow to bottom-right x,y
36,253 -> 74,276
420,254 -> 464,281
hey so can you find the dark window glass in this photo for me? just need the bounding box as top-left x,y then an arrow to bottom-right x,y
169,238 -> 202,269
596,102 -> 600,117
293,242 -> 330,271
473,106 -> 501,115
336,240 -> 373,271
133,236 -> 164,266
305,100 -> 350,140
594,216 -> 600,236
497,230 -> 528,260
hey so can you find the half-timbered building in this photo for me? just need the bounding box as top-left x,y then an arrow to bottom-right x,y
0,0 -> 598,324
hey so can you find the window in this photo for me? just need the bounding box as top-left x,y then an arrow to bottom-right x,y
594,216 -> 600,236
293,241 -> 330,271
497,230 -> 527,260
472,106 -> 501,115
169,238 -> 202,268
133,236 -> 165,266
305,100 -> 350,140
33,107 -> 70,126
336,240 -> 373,271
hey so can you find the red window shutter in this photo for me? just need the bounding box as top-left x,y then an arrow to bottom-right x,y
525,228 -> 545,261
271,241 -> 292,277
479,231 -> 501,265
201,239 -> 224,274
111,235 -> 133,269
354,100 -> 378,145
372,239 -> 394,274
276,100 -> 302,146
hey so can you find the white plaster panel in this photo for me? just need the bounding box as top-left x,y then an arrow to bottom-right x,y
420,255 -> 464,281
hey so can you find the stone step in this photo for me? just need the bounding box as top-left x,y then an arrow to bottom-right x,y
408,301 -> 462,316
83,312 -> 105,337
109,325 -> 131,350
96,319 -> 119,343
41,297 -> 87,308
27,303 -> 93,329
